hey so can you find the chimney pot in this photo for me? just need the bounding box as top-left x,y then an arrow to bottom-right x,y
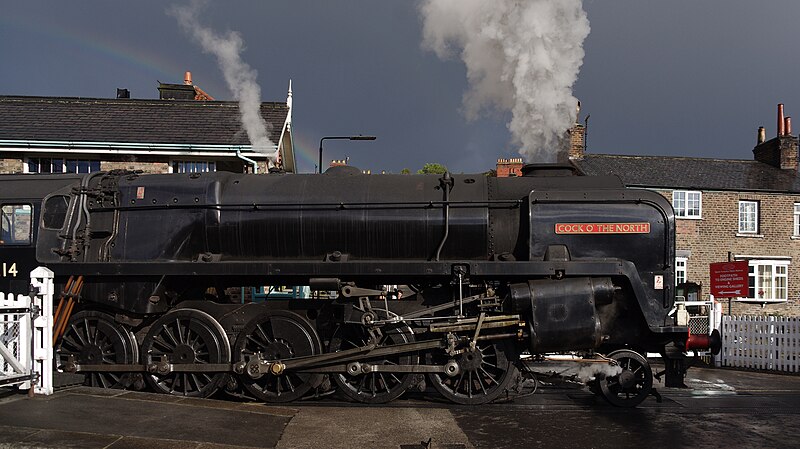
785,117 -> 792,136
184,71 -> 193,85
778,104 -> 785,136
757,126 -> 766,144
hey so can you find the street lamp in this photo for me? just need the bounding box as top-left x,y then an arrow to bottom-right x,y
318,135 -> 377,174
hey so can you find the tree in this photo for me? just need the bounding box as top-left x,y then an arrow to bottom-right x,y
417,163 -> 448,174
400,168 -> 411,175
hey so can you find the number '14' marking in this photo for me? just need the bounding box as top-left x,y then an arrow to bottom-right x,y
2,262 -> 18,277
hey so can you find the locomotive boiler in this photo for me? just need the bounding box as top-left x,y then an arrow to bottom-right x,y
0,165 -> 717,406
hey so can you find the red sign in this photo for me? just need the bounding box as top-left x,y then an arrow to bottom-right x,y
555,222 -> 651,235
710,261 -> 749,297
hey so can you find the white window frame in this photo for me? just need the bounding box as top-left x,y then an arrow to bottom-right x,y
739,259 -> 789,303
793,203 -> 800,237
738,200 -> 759,234
170,160 -> 217,174
675,257 -> 687,286
25,157 -> 100,174
672,190 -> 702,219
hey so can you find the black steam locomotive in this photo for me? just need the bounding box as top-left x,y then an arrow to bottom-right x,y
0,165 -> 717,406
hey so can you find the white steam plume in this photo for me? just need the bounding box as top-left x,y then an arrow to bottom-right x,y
420,0 -> 590,162
169,0 -> 276,162
576,362 -> 623,382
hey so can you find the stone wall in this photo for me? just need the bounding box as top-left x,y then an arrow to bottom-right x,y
0,158 -> 24,174
101,160 -> 169,173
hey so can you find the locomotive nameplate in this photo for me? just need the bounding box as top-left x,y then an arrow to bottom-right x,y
554,222 -> 650,234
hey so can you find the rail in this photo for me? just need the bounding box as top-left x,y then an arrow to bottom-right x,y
0,267 -> 54,394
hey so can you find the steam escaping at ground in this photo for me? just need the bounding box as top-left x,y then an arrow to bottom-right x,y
420,0 -> 590,162
169,0 -> 276,163
576,362 -> 623,382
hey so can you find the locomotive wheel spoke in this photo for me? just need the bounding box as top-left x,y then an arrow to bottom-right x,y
233,310 -> 323,403
57,311 -> 137,390
330,309 -> 418,404
428,338 -> 518,405
142,308 -> 230,398
597,349 -> 653,408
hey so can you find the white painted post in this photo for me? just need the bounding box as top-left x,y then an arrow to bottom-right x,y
29,267 -> 54,395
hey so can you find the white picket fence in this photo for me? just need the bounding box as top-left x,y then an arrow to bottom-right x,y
0,267 -> 54,394
719,315 -> 800,373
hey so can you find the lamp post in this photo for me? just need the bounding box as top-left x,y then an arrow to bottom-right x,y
318,135 -> 377,174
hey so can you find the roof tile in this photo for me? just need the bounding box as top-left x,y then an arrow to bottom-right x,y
0,96 -> 288,146
574,154 -> 800,193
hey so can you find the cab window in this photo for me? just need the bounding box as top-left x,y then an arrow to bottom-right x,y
43,196 -> 70,230
1,204 -> 33,245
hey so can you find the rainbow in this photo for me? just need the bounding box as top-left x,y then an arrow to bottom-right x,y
290,131 -> 323,174
1,14 -> 192,91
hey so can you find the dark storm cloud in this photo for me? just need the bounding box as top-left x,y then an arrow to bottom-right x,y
2,0 -> 800,173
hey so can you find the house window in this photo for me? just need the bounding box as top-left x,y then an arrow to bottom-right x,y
26,157 -> 100,174
65,159 -> 101,173
738,200 -> 758,234
794,203 -> 800,237
27,157 -> 64,173
675,257 -> 687,286
173,161 -> 216,173
672,190 -> 702,219
746,260 -> 788,302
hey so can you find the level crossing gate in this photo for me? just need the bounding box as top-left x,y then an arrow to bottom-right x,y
0,267 -> 53,394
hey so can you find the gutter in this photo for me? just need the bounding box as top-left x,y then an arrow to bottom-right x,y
0,139 -> 277,159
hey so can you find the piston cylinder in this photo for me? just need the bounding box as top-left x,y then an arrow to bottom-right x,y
510,277 -> 615,353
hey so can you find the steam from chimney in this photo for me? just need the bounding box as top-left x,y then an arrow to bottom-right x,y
420,0 -> 590,162
169,0 -> 276,161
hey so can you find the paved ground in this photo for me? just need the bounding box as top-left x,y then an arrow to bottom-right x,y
0,365 -> 799,449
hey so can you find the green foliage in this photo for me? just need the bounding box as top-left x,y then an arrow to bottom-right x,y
417,162 -> 448,174
400,168 -> 411,175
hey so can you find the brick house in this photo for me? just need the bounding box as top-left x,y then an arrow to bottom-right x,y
0,73 -> 296,175
573,105 -> 800,316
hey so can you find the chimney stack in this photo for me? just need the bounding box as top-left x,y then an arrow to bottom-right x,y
568,124 -> 586,160
754,103 -> 799,170
496,158 -> 524,177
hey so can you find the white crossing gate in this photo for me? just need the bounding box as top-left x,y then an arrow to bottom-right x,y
720,315 -> 800,373
0,267 -> 54,394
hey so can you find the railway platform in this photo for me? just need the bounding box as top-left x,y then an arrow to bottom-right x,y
0,365 -> 799,449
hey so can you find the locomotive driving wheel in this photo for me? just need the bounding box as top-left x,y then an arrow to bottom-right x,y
141,308 -> 230,398
233,310 -> 323,403
329,309 -> 418,404
427,338 -> 518,405
57,310 -> 138,389
596,349 -> 653,407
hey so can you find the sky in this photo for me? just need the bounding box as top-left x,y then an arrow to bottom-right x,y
2,0 -> 800,174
